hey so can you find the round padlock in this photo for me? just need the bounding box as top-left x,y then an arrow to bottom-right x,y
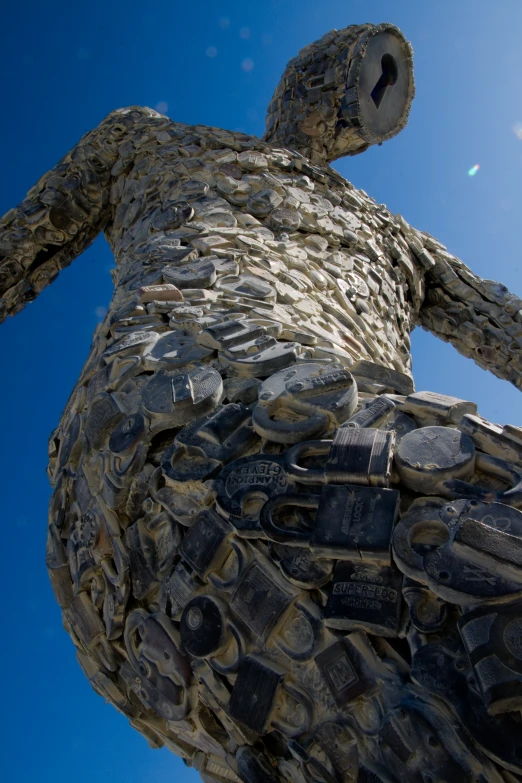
180,596 -> 227,658
395,426 -> 475,495
252,363 -> 358,444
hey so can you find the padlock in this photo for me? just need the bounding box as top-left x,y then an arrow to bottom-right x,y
459,413 -> 522,467
159,561 -> 201,620
402,391 -> 477,425
214,454 -> 295,536
284,428 -> 395,487
349,359 -> 414,395
124,609 -> 192,721
252,363 -> 358,443
179,509 -> 234,581
229,558 -> 297,640
84,392 -> 126,450
314,632 -> 381,706
411,636 -> 522,775
142,366 -> 223,429
196,319 -> 266,350
162,257 -> 217,289
228,656 -> 285,733
402,577 -> 447,633
141,330 -> 214,370
222,339 -> 301,378
342,394 -> 396,429
392,499 -> 522,603
459,599 -> 522,716
260,484 -> 399,563
270,543 -> 334,588
324,560 -> 404,637
180,595 -> 230,659
161,404 -> 260,482
394,426 -> 476,495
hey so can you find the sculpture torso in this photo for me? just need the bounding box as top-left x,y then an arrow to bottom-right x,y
103,114 -> 420,376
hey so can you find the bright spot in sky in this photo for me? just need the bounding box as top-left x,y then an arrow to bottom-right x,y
242,58 -> 254,72
240,27 -> 251,39
219,17 -> 230,29
206,46 -> 218,58
95,306 -> 108,321
467,164 -> 480,176
155,101 -> 168,113
513,122 -> 522,140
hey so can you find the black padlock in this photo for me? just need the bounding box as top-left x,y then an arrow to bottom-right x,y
314,633 -> 379,706
228,656 -> 284,733
459,599 -> 522,715
180,596 -> 227,658
261,484 -> 399,563
230,560 -> 296,640
325,560 -> 404,636
179,510 -> 234,580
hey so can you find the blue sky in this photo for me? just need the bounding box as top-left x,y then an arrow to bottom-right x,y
0,1 -> 521,780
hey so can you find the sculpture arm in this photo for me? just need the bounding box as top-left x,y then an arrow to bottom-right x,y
0,106 -> 159,322
415,238 -> 522,391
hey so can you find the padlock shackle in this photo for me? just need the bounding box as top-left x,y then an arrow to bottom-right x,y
260,493 -> 320,545
284,440 -> 332,484
252,405 -> 329,444
444,452 -> 522,508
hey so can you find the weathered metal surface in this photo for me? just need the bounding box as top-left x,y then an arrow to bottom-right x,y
2,19 -> 522,783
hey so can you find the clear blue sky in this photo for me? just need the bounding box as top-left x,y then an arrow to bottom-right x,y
0,1 -> 521,781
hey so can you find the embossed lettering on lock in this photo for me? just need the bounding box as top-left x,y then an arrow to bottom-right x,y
343,395 -> 396,429
325,561 -> 404,636
262,483 -> 399,562
214,454 -> 294,536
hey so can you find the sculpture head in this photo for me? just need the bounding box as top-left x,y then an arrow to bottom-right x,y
264,22 -> 415,165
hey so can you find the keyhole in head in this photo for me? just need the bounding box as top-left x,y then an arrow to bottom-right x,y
370,53 -> 398,109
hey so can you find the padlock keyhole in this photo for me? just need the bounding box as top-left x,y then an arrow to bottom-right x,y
370,53 -> 398,109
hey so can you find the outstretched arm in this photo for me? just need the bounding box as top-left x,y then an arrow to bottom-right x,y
408,228 -> 522,391
0,106 -> 160,322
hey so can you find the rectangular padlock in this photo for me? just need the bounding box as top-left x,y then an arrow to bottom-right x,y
228,656 -> 284,733
311,484 -> 399,562
325,428 -> 395,487
459,600 -> 522,715
230,560 -> 295,639
349,360 -> 414,395
403,391 -> 477,424
315,633 -> 380,706
342,395 -> 396,430
324,561 -> 404,636
180,509 -> 233,580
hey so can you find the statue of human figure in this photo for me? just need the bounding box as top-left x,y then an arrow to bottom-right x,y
2,21 -> 522,783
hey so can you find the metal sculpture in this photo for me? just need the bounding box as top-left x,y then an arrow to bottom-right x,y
1,21 -> 522,783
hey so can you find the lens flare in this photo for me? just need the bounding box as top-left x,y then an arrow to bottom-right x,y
467,164 -> 480,176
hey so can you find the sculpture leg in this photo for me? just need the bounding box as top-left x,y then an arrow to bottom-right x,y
46,273 -> 522,782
